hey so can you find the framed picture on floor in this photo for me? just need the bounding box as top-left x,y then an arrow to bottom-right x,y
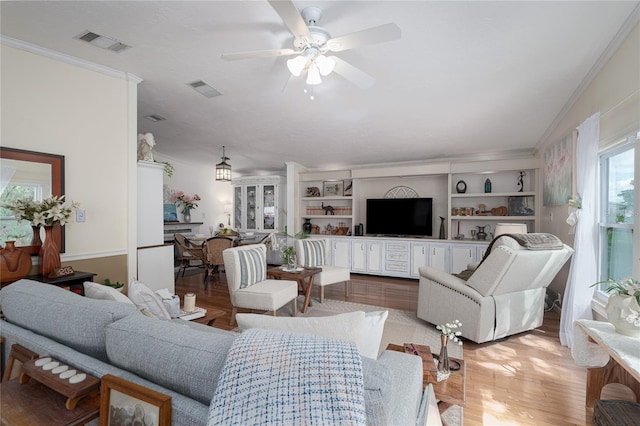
100,374 -> 171,426
323,180 -> 344,197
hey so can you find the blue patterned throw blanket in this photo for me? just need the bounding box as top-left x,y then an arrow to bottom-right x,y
207,329 -> 367,426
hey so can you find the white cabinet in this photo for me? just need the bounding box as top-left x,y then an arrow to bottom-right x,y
351,239 -> 382,274
411,242 -> 449,277
429,243 -> 449,273
384,241 -> 411,277
450,245 -> 476,275
411,243 -> 429,278
330,238 -> 351,269
233,176 -> 285,232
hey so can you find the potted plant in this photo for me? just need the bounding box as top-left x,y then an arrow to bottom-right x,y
592,277 -> 640,337
102,278 -> 125,292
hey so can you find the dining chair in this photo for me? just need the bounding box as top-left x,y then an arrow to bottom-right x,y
203,236 -> 234,289
174,233 -> 206,278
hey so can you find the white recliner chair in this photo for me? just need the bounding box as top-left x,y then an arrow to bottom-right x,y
294,238 -> 350,303
417,234 -> 574,344
223,244 -> 298,325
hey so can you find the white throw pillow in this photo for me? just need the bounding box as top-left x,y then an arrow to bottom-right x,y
83,281 -> 133,305
361,310 -> 388,359
127,279 -> 171,320
236,311 -> 365,352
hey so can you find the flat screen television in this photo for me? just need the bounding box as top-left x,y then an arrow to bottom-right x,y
366,198 -> 433,237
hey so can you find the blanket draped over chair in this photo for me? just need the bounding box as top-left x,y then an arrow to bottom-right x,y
207,329 -> 367,426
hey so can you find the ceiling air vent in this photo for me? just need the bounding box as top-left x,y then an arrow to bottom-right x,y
75,31 -> 131,53
187,80 -> 222,98
145,114 -> 167,123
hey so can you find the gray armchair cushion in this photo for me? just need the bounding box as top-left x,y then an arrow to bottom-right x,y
0,279 -> 138,361
105,314 -> 236,405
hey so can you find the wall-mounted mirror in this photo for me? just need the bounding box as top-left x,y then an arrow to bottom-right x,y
0,147 -> 65,254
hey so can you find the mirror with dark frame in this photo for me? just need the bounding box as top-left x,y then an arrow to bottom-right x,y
0,147 -> 65,254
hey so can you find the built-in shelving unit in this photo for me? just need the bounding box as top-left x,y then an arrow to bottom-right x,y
299,171 -> 354,235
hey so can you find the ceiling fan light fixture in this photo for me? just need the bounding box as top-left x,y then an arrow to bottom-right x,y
315,54 -> 335,76
215,146 -> 232,182
306,63 -> 322,85
287,55 -> 308,77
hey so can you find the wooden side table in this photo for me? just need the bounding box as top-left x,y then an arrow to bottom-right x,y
387,343 -> 466,407
267,266 -> 321,313
27,271 -> 96,295
0,378 -> 100,425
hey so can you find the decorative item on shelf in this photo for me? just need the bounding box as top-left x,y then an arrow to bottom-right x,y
477,203 -> 488,216
384,186 -> 419,199
137,132 -> 155,162
591,277 -> 640,337
302,218 -> 312,233
48,265 -> 75,278
343,179 -> 353,196
508,196 -> 534,216
451,207 -> 461,216
323,180 -> 344,197
321,203 -> 335,215
438,217 -> 445,239
306,187 -> 321,197
484,178 -> 492,193
491,206 -> 508,216
171,191 -> 201,223
4,195 -> 79,277
311,224 -> 320,234
0,241 -> 32,283
435,320 -> 462,382
455,180 -> 467,194
476,224 -> 491,241
517,171 -> 526,192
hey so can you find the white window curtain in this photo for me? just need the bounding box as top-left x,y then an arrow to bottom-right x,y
560,112 -> 600,347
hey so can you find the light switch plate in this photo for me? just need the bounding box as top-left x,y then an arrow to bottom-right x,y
76,209 -> 86,222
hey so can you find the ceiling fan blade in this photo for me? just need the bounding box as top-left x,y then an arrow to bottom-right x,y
326,23 -> 401,52
268,0 -> 312,45
221,48 -> 297,61
329,56 -> 375,89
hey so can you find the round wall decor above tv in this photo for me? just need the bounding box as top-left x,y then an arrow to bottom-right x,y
384,186 -> 419,198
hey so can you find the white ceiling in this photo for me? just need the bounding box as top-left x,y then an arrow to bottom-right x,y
1,1 -> 638,176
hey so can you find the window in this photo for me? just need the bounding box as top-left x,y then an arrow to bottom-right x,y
597,135 -> 635,290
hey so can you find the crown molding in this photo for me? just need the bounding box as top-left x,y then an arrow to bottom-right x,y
0,35 -> 143,84
536,3 -> 640,150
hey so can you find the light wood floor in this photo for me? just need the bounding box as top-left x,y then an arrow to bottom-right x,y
175,269 -> 592,425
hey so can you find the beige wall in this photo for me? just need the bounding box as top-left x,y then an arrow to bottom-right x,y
1,45 -> 131,279
538,23 -> 640,296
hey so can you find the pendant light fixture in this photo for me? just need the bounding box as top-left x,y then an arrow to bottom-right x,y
215,146 -> 232,181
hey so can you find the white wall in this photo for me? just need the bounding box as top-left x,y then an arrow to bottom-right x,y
1,45 -> 130,258
154,152 -> 233,236
538,23 -> 640,295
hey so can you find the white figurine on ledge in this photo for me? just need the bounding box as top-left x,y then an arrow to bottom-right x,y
137,132 -> 156,162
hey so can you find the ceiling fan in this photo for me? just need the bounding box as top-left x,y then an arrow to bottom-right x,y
221,0 -> 401,89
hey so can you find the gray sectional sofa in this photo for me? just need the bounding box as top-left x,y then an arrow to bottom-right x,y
0,279 -> 429,425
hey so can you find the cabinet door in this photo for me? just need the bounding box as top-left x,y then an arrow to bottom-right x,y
262,184 -> 276,230
411,243 -> 428,277
246,185 -> 257,230
429,244 -> 449,273
367,241 -> 383,273
352,241 -> 367,272
233,186 -> 242,229
450,245 -> 475,274
332,239 -> 351,268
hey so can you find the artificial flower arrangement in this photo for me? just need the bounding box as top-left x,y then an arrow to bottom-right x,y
172,191 -> 201,211
4,195 -> 79,227
436,319 -> 463,345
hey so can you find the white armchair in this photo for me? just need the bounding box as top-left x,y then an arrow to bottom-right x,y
294,238 -> 350,303
223,244 -> 298,325
417,235 -> 574,343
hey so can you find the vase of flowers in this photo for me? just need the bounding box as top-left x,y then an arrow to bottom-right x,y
593,277 -> 640,337
3,195 -> 79,276
171,191 -> 201,223
435,320 -> 463,382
